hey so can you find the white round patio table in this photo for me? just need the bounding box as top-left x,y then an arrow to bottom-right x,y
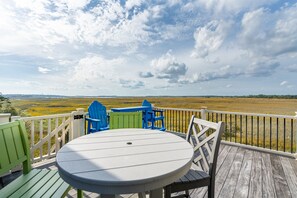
56,129 -> 193,198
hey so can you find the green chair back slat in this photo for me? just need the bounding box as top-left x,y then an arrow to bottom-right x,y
0,128 -> 10,173
0,121 -> 31,175
109,112 -> 142,129
0,169 -> 41,197
11,125 -> 26,159
3,127 -> 19,164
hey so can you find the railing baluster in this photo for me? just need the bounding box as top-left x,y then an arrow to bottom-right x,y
174,109 -> 176,131
276,118 -> 279,151
55,117 -> 59,153
269,117 -> 272,149
257,116 -> 259,147
39,120 -> 43,160
235,115 -> 237,143
225,114 -> 228,140
263,117 -> 266,148
291,119 -> 293,153
240,115 -> 242,144
245,115 -> 248,145
251,116 -> 253,146
284,118 -> 286,152
182,111 -> 184,133
48,118 -> 51,158
230,114 -> 232,142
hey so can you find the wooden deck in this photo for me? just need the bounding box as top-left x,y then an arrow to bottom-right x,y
1,144 -> 297,198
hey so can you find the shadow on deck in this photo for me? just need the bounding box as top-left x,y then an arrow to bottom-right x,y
1,144 -> 297,198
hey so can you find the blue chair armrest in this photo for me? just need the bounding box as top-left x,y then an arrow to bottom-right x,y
86,117 -> 100,122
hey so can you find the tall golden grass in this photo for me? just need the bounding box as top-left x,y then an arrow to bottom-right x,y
12,97 -> 297,116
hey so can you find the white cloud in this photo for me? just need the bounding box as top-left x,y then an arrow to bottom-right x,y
119,79 -> 144,89
151,51 -> 187,83
196,0 -> 277,16
139,72 -> 154,78
38,67 -> 51,74
239,5 -> 297,57
71,55 -> 124,84
245,60 -> 279,77
125,0 -> 144,10
280,81 -> 288,86
191,20 -> 232,58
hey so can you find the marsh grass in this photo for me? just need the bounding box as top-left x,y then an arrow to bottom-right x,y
12,97 -> 297,156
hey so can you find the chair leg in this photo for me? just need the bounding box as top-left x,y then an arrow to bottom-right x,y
161,118 -> 165,130
138,192 -> 146,198
185,190 -> 190,197
164,186 -> 172,198
77,189 -> 83,198
208,185 -> 214,198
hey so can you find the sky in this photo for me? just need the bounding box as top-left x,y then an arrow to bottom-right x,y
0,0 -> 297,96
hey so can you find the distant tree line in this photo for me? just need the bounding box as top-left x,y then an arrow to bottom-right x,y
0,93 -> 18,116
236,95 -> 297,99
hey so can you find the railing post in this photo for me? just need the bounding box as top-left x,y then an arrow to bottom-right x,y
71,108 -> 85,140
0,113 -> 11,123
201,106 -> 207,120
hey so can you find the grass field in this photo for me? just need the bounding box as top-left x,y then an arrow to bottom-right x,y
12,97 -> 297,116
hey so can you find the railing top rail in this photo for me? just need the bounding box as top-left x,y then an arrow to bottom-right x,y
20,113 -> 72,121
155,107 -> 202,112
205,109 -> 296,119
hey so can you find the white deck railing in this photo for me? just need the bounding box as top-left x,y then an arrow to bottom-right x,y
17,109 -> 85,164
11,107 -> 297,163
156,107 -> 297,157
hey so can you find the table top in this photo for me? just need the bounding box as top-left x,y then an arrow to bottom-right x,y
111,106 -> 151,112
56,129 -> 193,194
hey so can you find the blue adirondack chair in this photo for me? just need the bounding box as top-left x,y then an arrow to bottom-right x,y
142,99 -> 165,131
86,101 -> 109,133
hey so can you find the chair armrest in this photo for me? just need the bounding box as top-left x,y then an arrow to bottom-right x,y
85,118 -> 100,122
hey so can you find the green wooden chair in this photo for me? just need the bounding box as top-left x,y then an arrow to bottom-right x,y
0,120 -> 71,198
109,112 -> 142,129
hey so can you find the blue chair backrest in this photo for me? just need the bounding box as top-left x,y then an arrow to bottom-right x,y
88,101 -> 108,128
142,99 -> 153,111
142,99 -> 153,120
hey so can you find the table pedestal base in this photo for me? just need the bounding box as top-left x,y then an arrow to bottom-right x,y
100,188 -> 163,198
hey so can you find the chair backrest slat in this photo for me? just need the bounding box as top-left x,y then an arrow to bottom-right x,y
0,121 -> 31,175
109,112 -> 142,129
186,115 -> 225,178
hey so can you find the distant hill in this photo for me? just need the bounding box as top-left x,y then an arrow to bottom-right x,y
4,94 -> 119,99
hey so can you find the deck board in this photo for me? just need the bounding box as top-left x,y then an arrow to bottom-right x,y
261,152 -> 277,198
271,155 -> 292,198
1,144 -> 297,198
248,151 -> 262,198
232,149 -> 253,198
